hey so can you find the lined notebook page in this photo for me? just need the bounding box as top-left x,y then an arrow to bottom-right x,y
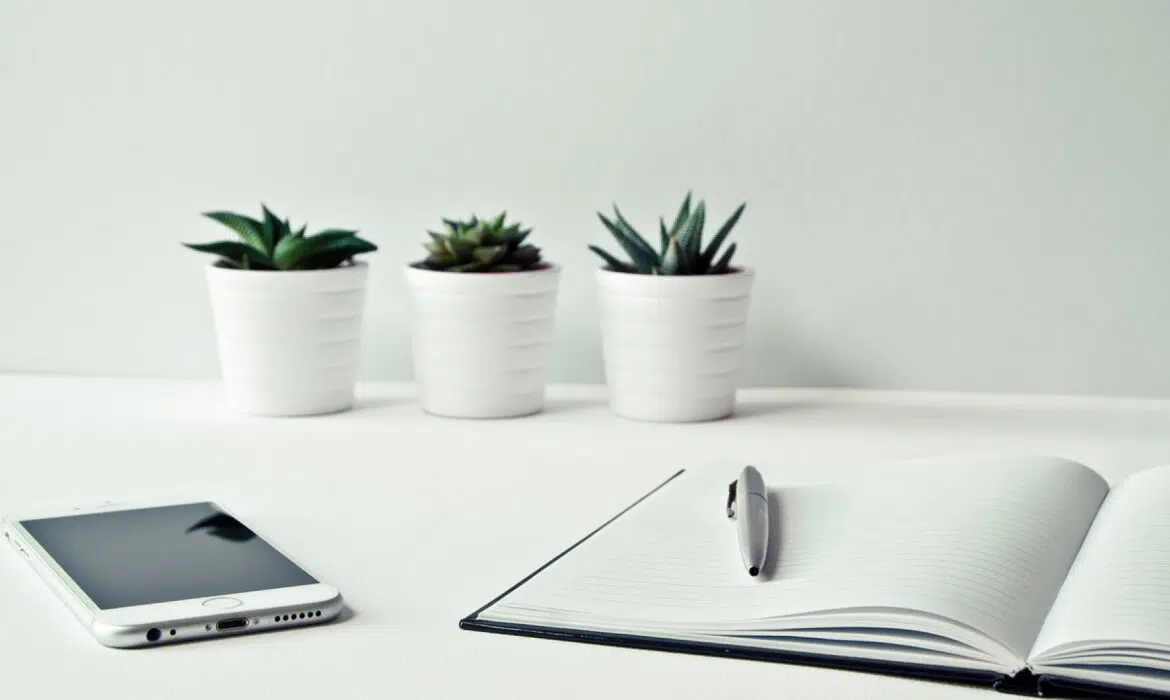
1031,464 -> 1170,660
488,455 -> 1107,660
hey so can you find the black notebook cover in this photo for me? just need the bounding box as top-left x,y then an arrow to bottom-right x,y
459,469 -> 1168,698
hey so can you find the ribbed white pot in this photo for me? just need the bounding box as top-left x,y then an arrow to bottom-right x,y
405,264 -> 560,418
596,267 -> 754,422
205,262 -> 369,416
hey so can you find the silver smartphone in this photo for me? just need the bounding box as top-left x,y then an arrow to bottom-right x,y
2,500 -> 343,648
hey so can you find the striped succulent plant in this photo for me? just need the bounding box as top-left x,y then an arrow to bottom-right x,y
414,212 -> 544,272
590,192 -> 745,275
183,205 -> 376,270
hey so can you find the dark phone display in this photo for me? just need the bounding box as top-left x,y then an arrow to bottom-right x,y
20,502 -> 317,609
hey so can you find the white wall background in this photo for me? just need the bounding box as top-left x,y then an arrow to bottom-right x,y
2,0 -> 1169,396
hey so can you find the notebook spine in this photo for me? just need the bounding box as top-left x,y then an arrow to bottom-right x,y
992,668 -> 1041,696
1034,676 -> 1170,699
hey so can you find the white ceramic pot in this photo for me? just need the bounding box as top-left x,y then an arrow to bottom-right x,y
405,264 -> 560,418
205,262 -> 369,416
596,266 -> 754,422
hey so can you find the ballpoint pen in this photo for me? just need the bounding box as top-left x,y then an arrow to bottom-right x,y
726,465 -> 769,577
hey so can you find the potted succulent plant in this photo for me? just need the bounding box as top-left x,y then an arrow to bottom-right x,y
183,205 -> 377,416
589,192 -> 752,422
405,213 -> 559,418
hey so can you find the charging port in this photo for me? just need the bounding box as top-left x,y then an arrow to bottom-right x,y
216,617 -> 248,631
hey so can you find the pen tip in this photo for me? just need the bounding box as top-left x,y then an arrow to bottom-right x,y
749,567 -> 760,576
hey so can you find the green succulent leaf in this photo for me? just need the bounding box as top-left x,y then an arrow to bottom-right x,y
316,236 -> 375,257
586,192 -> 744,275
472,245 -> 505,263
710,241 -> 737,274
417,213 -> 542,272
302,238 -> 378,269
259,204 -> 281,253
676,199 -> 706,263
183,241 -> 275,269
702,202 -> 745,268
422,255 -> 457,270
189,206 -> 373,270
676,236 -> 694,273
304,253 -> 354,270
511,244 -> 541,265
669,191 -> 692,237
660,237 -> 680,275
509,230 -> 530,248
202,211 -> 267,253
271,235 -> 313,270
449,261 -> 488,272
463,227 -> 486,246
442,237 -> 474,259
588,245 -> 633,272
273,230 -> 359,270
597,212 -> 657,273
611,206 -> 658,261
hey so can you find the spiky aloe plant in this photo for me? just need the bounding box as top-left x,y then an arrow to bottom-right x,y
183,204 -> 376,270
414,212 -> 544,272
589,192 -> 745,275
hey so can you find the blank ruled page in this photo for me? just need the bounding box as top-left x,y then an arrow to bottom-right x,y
489,455 -> 1108,660
1031,464 -> 1170,659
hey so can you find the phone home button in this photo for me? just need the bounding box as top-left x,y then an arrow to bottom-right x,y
202,597 -> 242,609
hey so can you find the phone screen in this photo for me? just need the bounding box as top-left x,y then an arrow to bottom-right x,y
20,503 -> 317,609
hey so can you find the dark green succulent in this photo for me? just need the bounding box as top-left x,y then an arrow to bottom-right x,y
183,204 -> 377,270
414,212 -> 544,272
590,192 -> 745,275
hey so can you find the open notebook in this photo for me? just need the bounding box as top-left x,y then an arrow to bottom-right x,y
461,455 -> 1170,698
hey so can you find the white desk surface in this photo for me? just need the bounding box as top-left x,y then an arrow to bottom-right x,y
4,374 -> 1170,699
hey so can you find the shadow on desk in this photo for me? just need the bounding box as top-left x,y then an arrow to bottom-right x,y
730,398 -> 828,419
337,392 -> 824,422
525,396 -> 809,420
345,397 -> 410,416
538,396 -> 607,416
341,395 -> 609,420
333,605 -> 357,624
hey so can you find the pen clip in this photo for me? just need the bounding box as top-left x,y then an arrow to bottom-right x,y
726,480 -> 737,519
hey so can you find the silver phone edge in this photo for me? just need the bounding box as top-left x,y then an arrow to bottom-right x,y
2,516 -> 345,649
3,517 -> 99,631
93,590 -> 346,648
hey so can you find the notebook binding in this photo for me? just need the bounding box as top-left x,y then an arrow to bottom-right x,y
992,668 -> 1041,696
